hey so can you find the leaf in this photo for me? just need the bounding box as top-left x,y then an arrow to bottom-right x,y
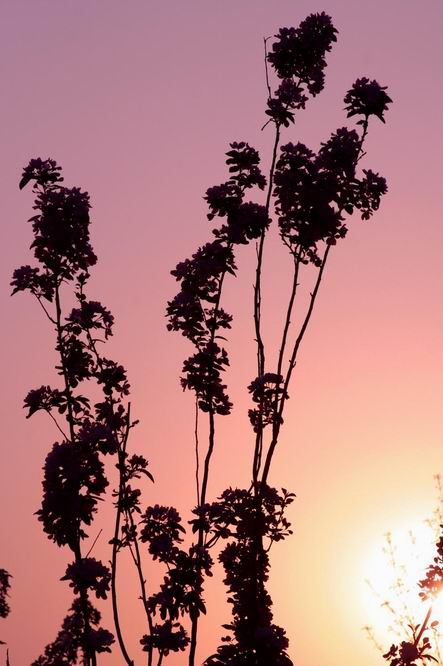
19,174 -> 32,190
140,469 -> 154,483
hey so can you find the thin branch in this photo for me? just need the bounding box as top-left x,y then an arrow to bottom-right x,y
195,398 -> 200,505
110,407 -> 134,666
85,529 -> 102,558
261,244 -> 331,485
36,295 -> 56,324
253,122 -> 280,381
46,409 -> 69,440
263,36 -> 272,100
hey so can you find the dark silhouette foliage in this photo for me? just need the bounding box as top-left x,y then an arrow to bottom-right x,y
12,11 -> 391,666
166,11 -> 391,666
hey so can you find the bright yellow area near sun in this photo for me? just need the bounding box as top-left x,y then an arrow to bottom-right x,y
363,517 -> 443,650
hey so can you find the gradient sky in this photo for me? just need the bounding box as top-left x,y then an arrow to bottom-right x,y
1,1 -> 443,664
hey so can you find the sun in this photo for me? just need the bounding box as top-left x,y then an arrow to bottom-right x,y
363,518 -> 443,650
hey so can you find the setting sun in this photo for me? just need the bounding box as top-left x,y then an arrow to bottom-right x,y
364,517 -> 443,654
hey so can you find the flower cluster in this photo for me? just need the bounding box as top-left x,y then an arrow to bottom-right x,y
32,599 -> 114,666
344,77 -> 392,124
38,440 -> 108,548
0,569 -> 11,619
264,13 -> 338,128
202,485 -> 295,664
383,637 -> 436,666
61,558 -> 111,600
140,505 -> 186,562
167,141 -> 268,416
274,117 -> 388,264
14,159 -> 156,662
18,159 -> 96,281
247,373 -> 287,433
268,13 -> 337,92
138,506 -> 213,655
419,528 -> 443,601
140,621 -> 189,656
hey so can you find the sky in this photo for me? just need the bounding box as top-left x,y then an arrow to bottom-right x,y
1,1 -> 443,664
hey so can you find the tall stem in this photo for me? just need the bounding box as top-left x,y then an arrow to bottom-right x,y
55,283 -> 95,666
261,245 -> 331,485
253,123 -> 281,379
189,261 -> 229,666
110,410 -> 134,666
251,123 -> 281,484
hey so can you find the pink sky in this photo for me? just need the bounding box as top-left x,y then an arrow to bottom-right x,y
1,1 -> 443,664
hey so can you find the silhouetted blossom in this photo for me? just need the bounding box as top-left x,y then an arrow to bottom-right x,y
22,160 -> 96,279
344,77 -> 392,123
140,505 -> 186,562
274,141 -> 346,264
77,421 -> 118,455
23,385 -> 65,418
205,183 -> 242,221
317,127 -> 360,176
355,169 -> 388,219
274,124 -> 389,264
383,638 -> 437,666
203,485 -> 295,664
0,569 -> 11,619
418,527 -> 443,602
181,343 -> 232,415
10,265 -> 55,301
267,13 -> 338,95
32,599 -> 114,665
171,242 -> 236,304
62,558 -> 111,600
141,621 -> 190,656
61,335 -> 94,388
37,441 -> 108,547
19,157 -> 63,191
248,373 -> 287,432
67,300 -> 114,339
96,359 -> 130,396
225,142 -> 267,191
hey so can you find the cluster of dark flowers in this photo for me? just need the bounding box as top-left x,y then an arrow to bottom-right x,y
32,599 -> 114,666
167,140 -> 268,418
265,12 -> 338,127
189,485 -> 295,664
0,570 -> 11,622
0,568 -> 11,648
11,10 -> 392,666
383,631 -> 438,666
13,159 -> 204,664
12,159 -> 117,664
164,11 -> 391,666
274,91 -> 389,266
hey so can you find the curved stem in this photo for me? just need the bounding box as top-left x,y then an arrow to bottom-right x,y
276,253 -> 301,381
195,398 -> 200,504
254,123 -> 281,380
110,409 -> 134,666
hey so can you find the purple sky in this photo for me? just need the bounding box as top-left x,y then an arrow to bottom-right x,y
1,2 -> 443,664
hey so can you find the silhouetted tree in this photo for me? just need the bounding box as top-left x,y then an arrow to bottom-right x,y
167,11 -> 391,666
13,160 -> 205,665
12,10 -> 391,666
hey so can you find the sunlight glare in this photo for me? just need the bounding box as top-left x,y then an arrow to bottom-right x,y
363,519 -> 442,646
